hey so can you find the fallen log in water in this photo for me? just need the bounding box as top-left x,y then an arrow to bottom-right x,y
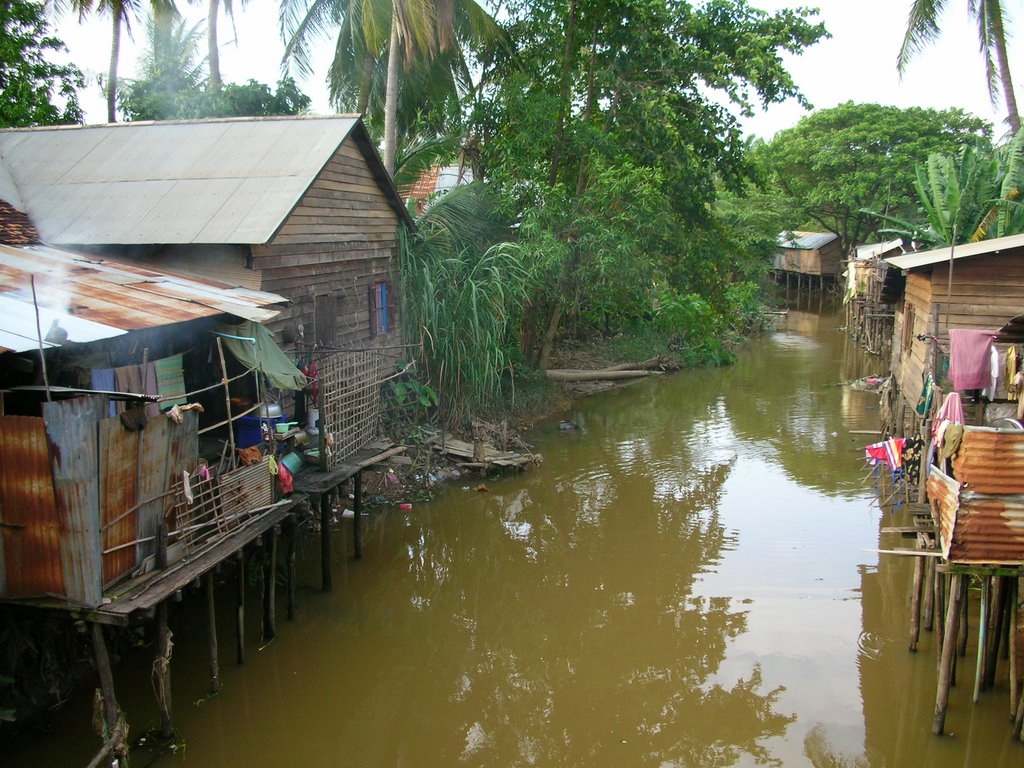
544,369 -> 662,382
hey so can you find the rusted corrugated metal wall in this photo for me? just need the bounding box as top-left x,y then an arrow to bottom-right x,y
99,417 -> 140,585
951,428 -> 1024,494
43,397 -> 106,607
928,466 -> 1024,565
928,468 -> 961,561
0,416 -> 64,597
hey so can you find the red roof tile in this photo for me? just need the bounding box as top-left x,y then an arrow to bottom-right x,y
0,200 -> 39,245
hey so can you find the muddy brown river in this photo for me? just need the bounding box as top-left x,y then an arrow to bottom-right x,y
5,309 -> 1023,766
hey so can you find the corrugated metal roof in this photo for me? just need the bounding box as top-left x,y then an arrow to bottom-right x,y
777,231 -> 838,250
0,243 -> 287,353
854,239 -> 903,260
0,116 -> 361,245
885,232 -> 1024,271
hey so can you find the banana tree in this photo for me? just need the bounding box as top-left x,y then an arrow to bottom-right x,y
868,132 -> 1024,248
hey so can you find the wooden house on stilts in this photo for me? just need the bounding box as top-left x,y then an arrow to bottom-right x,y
874,233 -> 1024,738
774,231 -> 844,307
0,115 -> 414,763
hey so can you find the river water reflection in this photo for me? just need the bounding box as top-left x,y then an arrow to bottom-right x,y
7,309 -> 1023,766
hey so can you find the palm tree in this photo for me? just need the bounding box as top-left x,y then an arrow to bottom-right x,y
50,0 -> 178,122
898,0 -> 1020,134
280,0 -> 505,175
205,0 -> 249,92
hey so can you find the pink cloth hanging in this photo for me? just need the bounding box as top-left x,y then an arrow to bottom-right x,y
932,392 -> 964,434
948,329 -> 996,390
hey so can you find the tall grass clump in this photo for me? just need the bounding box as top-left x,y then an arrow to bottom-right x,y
399,183 -> 529,426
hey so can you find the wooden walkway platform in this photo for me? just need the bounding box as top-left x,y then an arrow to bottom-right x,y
93,498 -> 300,625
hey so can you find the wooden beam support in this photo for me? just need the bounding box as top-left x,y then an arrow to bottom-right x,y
90,622 -> 125,765
910,555 -> 924,652
353,471 -> 363,560
975,576 -> 990,702
154,601 -> 174,742
236,550 -> 245,665
262,528 -> 277,644
286,515 -> 297,621
320,493 -> 332,591
933,573 -> 964,735
205,572 -> 220,695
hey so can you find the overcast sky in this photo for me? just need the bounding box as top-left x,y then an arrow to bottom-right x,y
54,0 -> 1020,139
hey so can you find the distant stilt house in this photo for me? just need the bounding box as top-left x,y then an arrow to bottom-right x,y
844,239 -> 905,356
774,231 -> 844,305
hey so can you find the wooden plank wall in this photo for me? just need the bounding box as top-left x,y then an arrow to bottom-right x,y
893,251 -> 1024,416
897,272 -> 933,402
252,138 -> 402,353
927,255 -> 1024,329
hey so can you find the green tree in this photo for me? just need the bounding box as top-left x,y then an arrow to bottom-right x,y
120,13 -> 311,120
475,0 -> 828,364
898,0 -> 1019,134
869,131 -> 1024,247
50,0 -> 178,122
280,0 -> 505,174
0,0 -> 83,127
760,102 -> 990,254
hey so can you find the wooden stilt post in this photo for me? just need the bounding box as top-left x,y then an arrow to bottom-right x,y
786,272 -> 791,303
236,549 -> 245,665
90,622 -> 126,765
262,527 -> 278,643
986,576 -> 1007,687
933,573 -> 964,735
205,572 -> 220,695
923,557 -> 935,632
910,555 -> 924,651
155,601 -> 174,742
1010,577 -> 1019,720
934,571 -> 946,673
974,576 -> 991,701
958,578 -> 970,657
353,471 -> 363,560
320,493 -> 332,591
286,515 -> 296,621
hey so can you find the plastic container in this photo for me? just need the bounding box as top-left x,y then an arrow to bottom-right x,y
236,414 -> 285,448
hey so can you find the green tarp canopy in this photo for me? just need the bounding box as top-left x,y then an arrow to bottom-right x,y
216,321 -> 307,391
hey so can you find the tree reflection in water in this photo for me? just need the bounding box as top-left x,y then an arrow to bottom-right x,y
395,452 -> 794,766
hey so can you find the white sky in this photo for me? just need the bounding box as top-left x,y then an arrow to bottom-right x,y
52,0 -> 1019,139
